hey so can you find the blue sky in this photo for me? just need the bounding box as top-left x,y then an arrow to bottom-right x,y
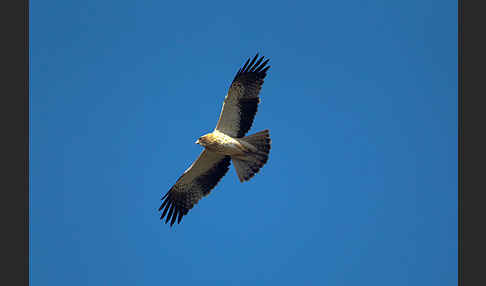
30,0 -> 457,285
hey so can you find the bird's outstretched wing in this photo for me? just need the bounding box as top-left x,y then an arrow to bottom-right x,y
215,54 -> 270,138
159,150 -> 231,226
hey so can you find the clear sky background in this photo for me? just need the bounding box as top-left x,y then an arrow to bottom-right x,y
30,1 -> 457,285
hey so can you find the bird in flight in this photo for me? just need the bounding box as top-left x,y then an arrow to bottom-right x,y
159,54 -> 271,226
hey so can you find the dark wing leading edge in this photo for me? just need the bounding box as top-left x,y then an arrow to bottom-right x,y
159,150 -> 231,226
215,54 -> 270,138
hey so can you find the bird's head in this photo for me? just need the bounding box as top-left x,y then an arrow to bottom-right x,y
195,134 -> 211,147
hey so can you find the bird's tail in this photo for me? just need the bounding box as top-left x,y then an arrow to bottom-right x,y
232,129 -> 271,182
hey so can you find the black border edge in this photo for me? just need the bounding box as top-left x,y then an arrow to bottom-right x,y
458,0 -> 462,285
1,0 -> 29,285
25,0 -> 30,285
461,0 -> 486,285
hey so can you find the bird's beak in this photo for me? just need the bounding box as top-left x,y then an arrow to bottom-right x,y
195,139 -> 200,145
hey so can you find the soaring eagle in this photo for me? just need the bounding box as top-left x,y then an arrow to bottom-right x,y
159,54 -> 271,226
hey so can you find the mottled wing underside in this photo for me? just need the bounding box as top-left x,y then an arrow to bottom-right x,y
159,150 -> 231,226
215,54 -> 270,138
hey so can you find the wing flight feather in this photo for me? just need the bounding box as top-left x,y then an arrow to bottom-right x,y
215,54 -> 270,138
159,150 -> 231,226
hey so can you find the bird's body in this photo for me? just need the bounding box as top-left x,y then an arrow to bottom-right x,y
159,54 -> 271,226
197,130 -> 253,156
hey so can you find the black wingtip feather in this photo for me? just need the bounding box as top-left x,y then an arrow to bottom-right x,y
159,193 -> 187,226
177,209 -> 184,224
241,58 -> 251,73
160,198 -> 171,219
165,204 -> 175,224
250,56 -> 264,72
161,192 -> 169,200
233,54 -> 270,82
247,54 -> 259,71
254,59 -> 270,73
170,208 -> 178,226
158,197 -> 169,212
